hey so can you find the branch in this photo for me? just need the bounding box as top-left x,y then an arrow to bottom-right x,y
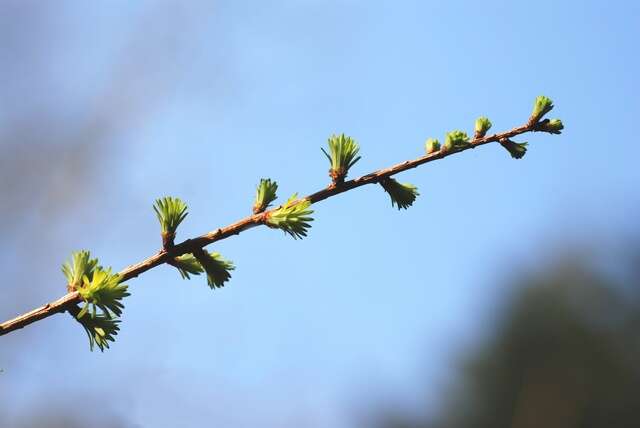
0,99 -> 563,343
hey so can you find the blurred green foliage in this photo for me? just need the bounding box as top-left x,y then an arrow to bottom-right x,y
375,251 -> 640,428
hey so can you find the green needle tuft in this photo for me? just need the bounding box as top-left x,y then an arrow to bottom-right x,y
253,178 -> 279,214
321,133 -> 361,184
153,197 -> 188,247
500,139 -> 528,159
62,250 -> 100,291
63,251 -> 129,351
192,249 -> 235,289
173,253 -> 204,280
77,268 -> 130,320
266,194 -> 314,239
380,178 -> 419,210
74,312 -> 121,352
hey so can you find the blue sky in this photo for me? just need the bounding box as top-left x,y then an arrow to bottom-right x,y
1,1 -> 639,427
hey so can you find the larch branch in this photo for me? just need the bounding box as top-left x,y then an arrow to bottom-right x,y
0,121 -> 538,336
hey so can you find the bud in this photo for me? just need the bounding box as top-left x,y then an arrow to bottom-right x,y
537,118 -> 564,134
425,138 -> 441,154
474,117 -> 492,138
443,130 -> 470,152
530,95 -> 554,123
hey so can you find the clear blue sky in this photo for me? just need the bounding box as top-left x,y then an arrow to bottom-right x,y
1,1 -> 638,427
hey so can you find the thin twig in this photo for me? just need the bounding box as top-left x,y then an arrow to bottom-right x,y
0,122 -> 536,336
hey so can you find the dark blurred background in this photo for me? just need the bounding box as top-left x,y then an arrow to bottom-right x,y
368,250 -> 640,428
1,1 -> 638,427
